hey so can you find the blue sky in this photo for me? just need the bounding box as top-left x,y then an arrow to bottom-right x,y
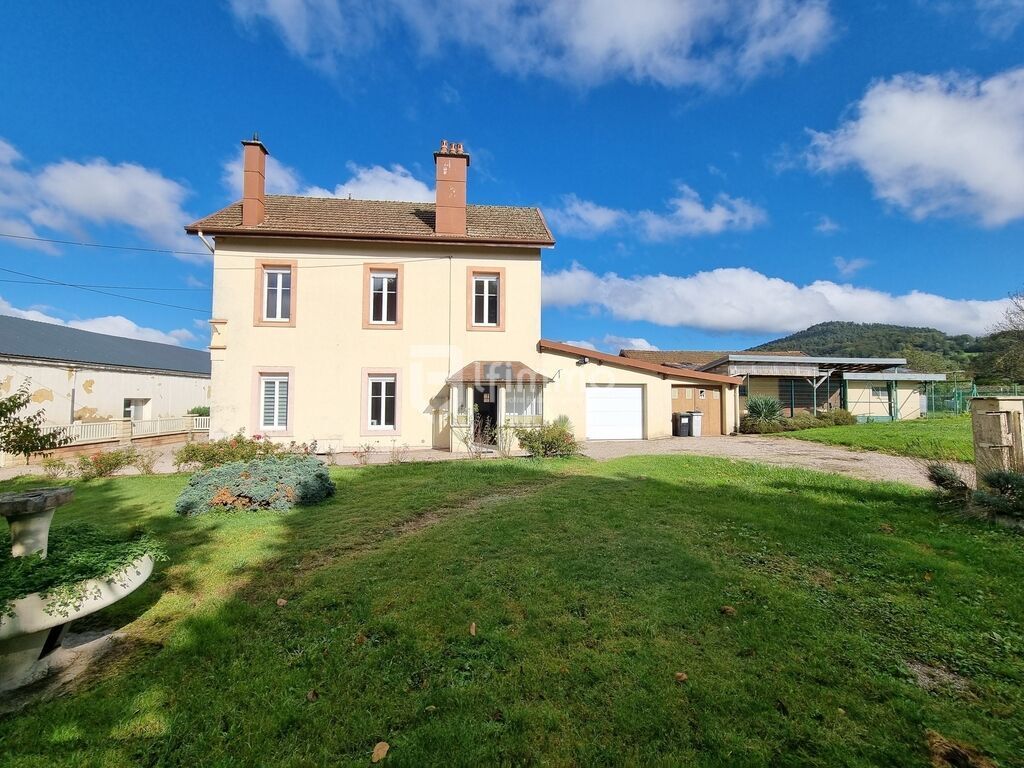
0,1 -> 1022,353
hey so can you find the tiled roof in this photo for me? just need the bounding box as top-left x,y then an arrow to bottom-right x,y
447,361 -> 551,384
540,341 -> 742,385
0,315 -> 210,375
186,196 -> 555,247
620,349 -> 809,367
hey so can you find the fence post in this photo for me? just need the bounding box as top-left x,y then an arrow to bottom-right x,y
118,418 -> 133,445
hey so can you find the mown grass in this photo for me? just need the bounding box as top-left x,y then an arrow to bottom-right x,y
2,455 -> 1022,767
777,415 -> 974,462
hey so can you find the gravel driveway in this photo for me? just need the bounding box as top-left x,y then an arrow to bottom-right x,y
582,435 -> 968,489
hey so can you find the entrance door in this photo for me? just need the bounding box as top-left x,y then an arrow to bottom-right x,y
696,387 -> 723,435
473,385 -> 498,443
585,385 -> 643,439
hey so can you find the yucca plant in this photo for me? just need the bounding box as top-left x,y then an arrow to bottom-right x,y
745,395 -> 784,425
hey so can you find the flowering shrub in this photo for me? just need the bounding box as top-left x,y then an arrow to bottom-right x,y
514,418 -> 581,458
173,431 -> 282,471
77,447 -> 140,480
174,455 -> 335,516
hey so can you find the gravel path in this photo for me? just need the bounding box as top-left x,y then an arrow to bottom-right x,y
582,435 -> 971,489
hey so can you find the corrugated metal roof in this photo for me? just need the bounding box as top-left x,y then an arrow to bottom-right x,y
621,349 -> 809,366
0,315 -> 211,375
186,196 -> 555,247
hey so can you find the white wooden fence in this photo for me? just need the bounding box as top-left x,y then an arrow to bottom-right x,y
40,415 -> 210,446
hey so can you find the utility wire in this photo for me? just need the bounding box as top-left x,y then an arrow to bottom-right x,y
0,278 -> 208,291
0,231 -> 211,258
0,266 -> 210,314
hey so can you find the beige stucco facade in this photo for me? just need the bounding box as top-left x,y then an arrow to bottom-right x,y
210,237 -> 545,451
208,236 -> 741,449
845,380 -> 924,421
0,357 -> 210,425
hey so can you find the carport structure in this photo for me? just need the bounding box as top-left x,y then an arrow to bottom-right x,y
621,350 -> 947,421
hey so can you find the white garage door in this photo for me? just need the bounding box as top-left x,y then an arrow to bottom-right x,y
585,385 -> 643,440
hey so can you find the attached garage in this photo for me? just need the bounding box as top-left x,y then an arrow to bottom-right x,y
585,385 -> 643,439
536,340 -> 743,440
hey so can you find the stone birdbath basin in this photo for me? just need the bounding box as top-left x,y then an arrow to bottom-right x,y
0,487 -> 155,692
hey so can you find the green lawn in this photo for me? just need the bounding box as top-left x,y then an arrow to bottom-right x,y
2,455 -> 1022,767
778,415 -> 974,462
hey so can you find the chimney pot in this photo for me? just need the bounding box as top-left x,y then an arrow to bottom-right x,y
240,136 -> 269,227
433,139 -> 469,236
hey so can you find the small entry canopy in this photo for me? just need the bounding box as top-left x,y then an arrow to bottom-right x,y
447,361 -> 551,385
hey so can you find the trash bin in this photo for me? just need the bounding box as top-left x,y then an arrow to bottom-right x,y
672,412 -> 691,437
688,410 -> 703,437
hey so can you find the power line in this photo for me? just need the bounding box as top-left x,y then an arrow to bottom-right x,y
0,278 -> 209,291
0,266 -> 210,314
0,231 -> 210,258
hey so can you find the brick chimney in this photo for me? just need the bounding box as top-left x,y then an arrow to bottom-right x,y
241,134 -> 269,227
434,139 -> 470,236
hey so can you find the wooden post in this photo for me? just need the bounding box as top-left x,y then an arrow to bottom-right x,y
971,397 -> 1024,483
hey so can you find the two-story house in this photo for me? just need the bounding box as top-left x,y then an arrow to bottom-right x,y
186,138 -> 740,451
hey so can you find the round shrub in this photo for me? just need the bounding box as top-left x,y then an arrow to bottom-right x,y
513,419 -> 581,458
175,455 -> 335,516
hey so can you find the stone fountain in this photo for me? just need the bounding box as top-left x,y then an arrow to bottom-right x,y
0,487 -> 154,692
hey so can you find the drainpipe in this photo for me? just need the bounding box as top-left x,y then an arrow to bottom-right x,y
69,367 -> 77,423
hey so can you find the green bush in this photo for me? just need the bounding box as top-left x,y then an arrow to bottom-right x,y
187,406 -> 211,417
174,455 -> 335,516
174,431 -> 281,471
77,447 -> 140,480
1,525 -> 166,617
740,416 -> 784,434
514,419 -> 581,458
740,408 -> 857,434
745,395 -> 784,426
974,470 -> 1024,520
817,408 -> 856,426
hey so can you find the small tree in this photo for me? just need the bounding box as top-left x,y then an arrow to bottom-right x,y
0,384 -> 73,464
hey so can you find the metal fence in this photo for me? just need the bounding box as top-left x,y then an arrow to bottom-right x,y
924,382 -> 1024,415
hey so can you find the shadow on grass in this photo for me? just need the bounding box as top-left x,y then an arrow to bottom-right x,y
1,457 -> 1022,766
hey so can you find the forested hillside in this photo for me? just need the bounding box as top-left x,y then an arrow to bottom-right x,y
752,322 -> 976,372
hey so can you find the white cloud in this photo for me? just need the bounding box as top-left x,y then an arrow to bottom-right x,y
808,67 -> 1024,227
542,264 -> 1008,336
603,335 -> 659,352
0,138 -> 201,261
229,0 -> 833,89
814,214 -> 840,234
545,185 -> 767,240
638,185 -> 767,239
545,194 -> 629,238
833,256 -> 869,277
0,295 -> 196,346
976,0 -> 1024,37
562,339 -> 598,351
222,150 -> 432,202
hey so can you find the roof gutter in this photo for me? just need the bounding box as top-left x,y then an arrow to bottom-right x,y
182,226 -> 555,249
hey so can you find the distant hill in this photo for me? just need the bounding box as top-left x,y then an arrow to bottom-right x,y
751,322 -> 977,373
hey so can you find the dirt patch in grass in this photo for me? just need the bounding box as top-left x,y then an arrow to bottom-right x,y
293,480 -> 557,573
925,729 -> 996,768
907,660 -> 973,697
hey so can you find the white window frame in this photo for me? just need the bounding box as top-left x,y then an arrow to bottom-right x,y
871,386 -> 889,399
122,398 -> 149,420
260,375 -> 289,431
369,270 -> 398,325
367,375 -> 397,430
505,384 -> 543,418
473,275 -> 499,326
263,268 -> 292,322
